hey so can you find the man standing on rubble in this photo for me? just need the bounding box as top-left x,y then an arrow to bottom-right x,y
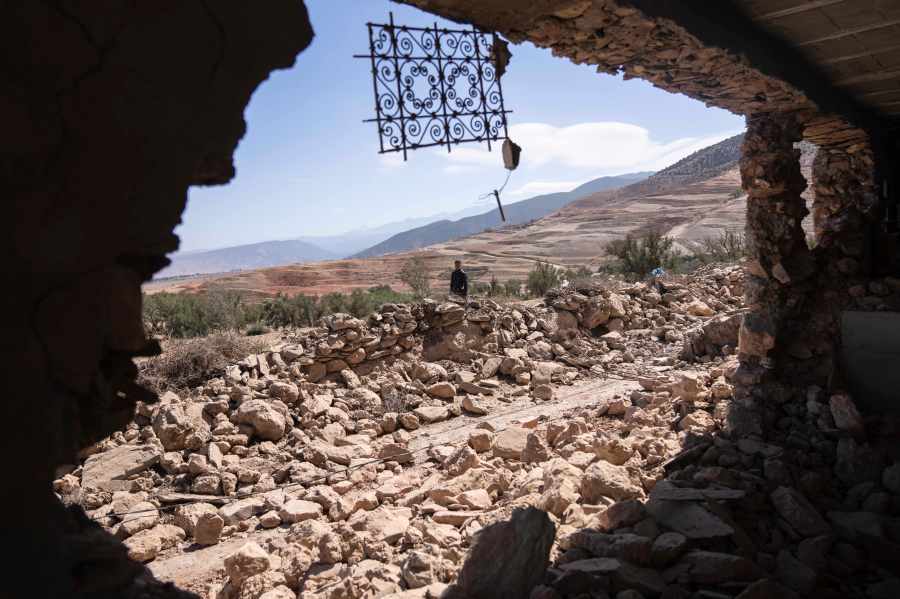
450,259 -> 468,300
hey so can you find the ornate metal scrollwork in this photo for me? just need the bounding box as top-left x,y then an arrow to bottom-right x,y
355,13 -> 512,160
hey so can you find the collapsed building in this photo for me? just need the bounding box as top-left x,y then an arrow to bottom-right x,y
3,1 -> 899,598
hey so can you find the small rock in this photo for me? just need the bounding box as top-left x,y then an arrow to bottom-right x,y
468,430 -> 494,453
493,427 -> 530,460
651,532 -> 688,566
259,510 -> 282,528
775,549 -> 816,594
522,433 -> 551,463
533,384 -> 554,401
278,499 -> 322,524
462,396 -> 488,416
414,406 -> 449,424
399,413 -> 421,430
426,382 -> 457,400
829,393 -> 864,436
770,486 -> 830,537
581,461 -> 642,502
224,542 -> 271,586
194,512 -> 224,545
123,529 -> 162,562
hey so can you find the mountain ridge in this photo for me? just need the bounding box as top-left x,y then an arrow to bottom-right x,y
157,239 -> 337,279
352,171 -> 652,258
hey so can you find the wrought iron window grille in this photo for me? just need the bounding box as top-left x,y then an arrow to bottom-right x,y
354,13 -> 512,161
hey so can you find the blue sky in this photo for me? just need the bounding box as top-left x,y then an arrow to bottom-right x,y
178,0 -> 745,252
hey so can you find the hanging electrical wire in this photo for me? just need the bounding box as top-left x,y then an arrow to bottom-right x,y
475,138 -> 521,221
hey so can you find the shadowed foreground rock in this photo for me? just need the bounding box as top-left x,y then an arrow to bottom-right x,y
443,507 -> 555,599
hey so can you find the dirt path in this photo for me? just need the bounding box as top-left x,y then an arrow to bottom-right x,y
407,377 -> 638,460
148,376 -> 637,591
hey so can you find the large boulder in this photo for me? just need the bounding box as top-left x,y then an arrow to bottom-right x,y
680,312 -> 742,360
580,297 -> 611,329
224,542 -> 271,586
81,443 -> 161,492
268,382 -> 299,403
426,382 -> 457,400
278,499 -> 322,524
236,400 -> 288,441
493,427 -> 529,461
413,362 -> 448,383
444,508 -> 555,599
152,404 -> 194,450
173,502 -> 218,536
581,461 -> 642,502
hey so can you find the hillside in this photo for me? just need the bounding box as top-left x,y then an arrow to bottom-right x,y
158,239 -> 337,278
352,171 -> 651,258
147,133 -> 824,299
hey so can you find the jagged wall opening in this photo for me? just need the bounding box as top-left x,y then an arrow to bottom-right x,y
2,2 -> 314,597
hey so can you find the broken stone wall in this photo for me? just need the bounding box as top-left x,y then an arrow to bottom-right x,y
1,2 -> 313,596
394,0 -> 894,410
734,107 -> 895,420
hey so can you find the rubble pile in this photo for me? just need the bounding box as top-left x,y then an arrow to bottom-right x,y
534,387 -> 900,599
54,265 -> 899,599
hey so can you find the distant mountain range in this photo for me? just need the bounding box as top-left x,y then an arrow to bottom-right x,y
157,239 -> 338,278
351,171 -> 652,258
157,171 -> 650,279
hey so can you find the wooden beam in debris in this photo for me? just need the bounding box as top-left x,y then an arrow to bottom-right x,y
756,0 -> 845,22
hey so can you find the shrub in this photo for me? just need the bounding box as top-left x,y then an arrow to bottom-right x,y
147,286 -> 418,338
471,281 -> 491,295
696,230 -> 747,263
142,289 -> 257,338
489,276 -> 502,297
562,265 -> 594,288
504,279 -> 522,297
527,261 -> 561,297
138,332 -> 265,392
604,230 -> 681,279
399,256 -> 431,298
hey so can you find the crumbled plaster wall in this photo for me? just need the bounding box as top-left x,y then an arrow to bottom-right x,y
0,2 -> 312,596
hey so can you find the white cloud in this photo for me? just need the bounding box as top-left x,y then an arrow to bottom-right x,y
378,152 -> 407,170
443,164 -> 479,174
506,179 -> 586,198
440,121 -> 744,173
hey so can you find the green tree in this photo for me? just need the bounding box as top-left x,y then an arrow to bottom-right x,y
399,256 -> 431,298
489,275 -> 502,297
697,230 -> 747,263
604,230 -> 681,278
527,261 -> 561,297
